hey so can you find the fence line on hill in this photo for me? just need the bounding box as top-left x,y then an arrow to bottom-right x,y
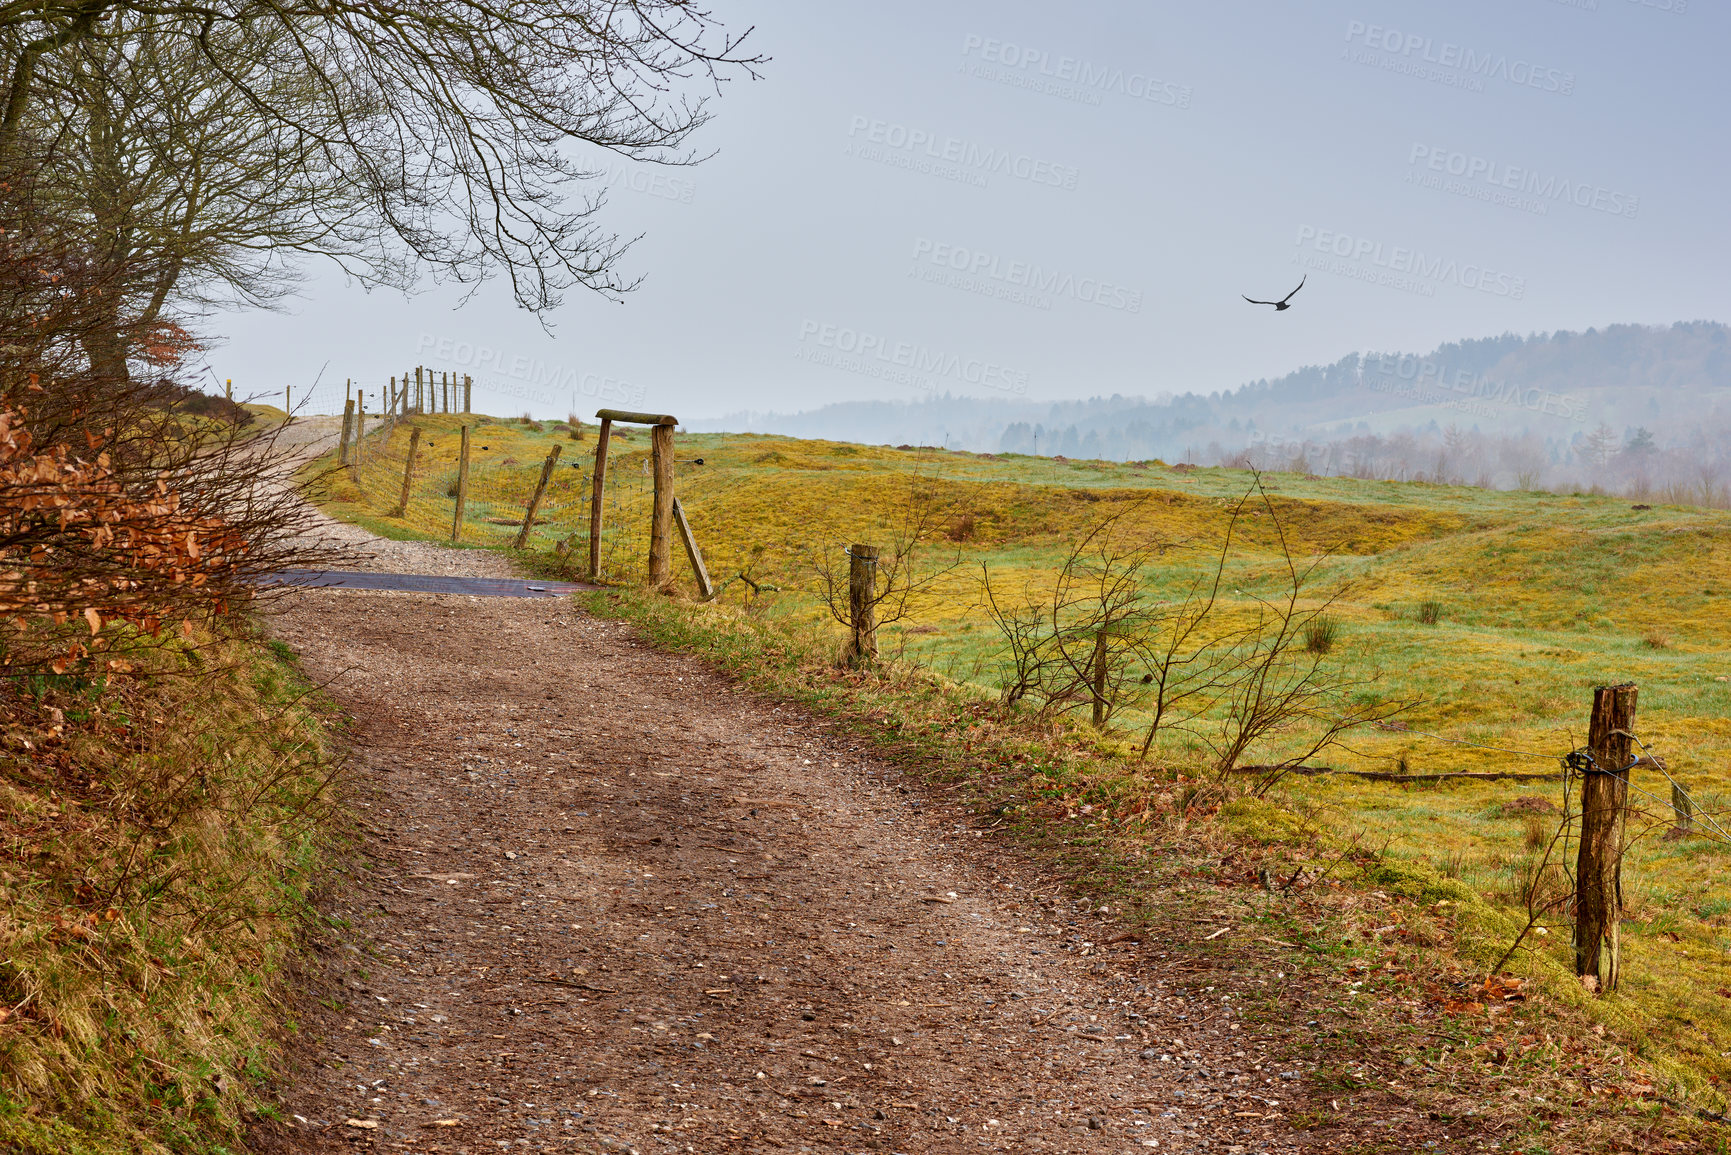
226,367 -> 478,418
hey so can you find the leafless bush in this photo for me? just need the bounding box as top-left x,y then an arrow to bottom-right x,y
980,475 -> 1406,788
980,505 -> 1168,724
1195,479 -> 1406,792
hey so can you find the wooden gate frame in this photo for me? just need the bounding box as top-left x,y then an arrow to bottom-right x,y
588,408 -> 712,598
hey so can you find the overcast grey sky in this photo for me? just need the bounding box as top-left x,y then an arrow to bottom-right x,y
211,0 -> 1725,424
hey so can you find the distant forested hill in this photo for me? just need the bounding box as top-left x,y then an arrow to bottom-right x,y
694,322 -> 1731,488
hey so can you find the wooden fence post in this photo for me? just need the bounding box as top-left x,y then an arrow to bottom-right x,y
391,426 -> 421,518
588,417 -> 612,580
649,422 -> 675,588
451,424 -> 471,542
415,366 -> 423,414
464,374 -> 472,413
844,544 -> 879,665
355,391 -> 364,449
514,445 -> 563,550
1672,781 -> 1695,836
1090,627 -> 1111,727
285,385 -> 291,414
672,497 -> 714,599
1575,682 -> 1637,993
225,378 -> 232,403
340,399 -> 355,465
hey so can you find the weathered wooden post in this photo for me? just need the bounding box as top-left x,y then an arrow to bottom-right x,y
340,399 -> 355,465
415,366 -> 424,414
1090,627 -> 1111,727
1575,682 -> 1637,993
451,425 -> 472,542
441,372 -> 449,414
284,385 -> 291,414
1672,781 -> 1695,837
587,410 -> 679,584
672,498 -> 714,599
844,544 -> 879,665
649,422 -> 675,588
391,426 -> 421,517
514,445 -> 563,550
464,374 -> 472,413
588,416 -> 612,580
225,378 -> 232,403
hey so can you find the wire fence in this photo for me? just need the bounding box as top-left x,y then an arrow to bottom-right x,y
224,367 -> 475,418
1360,720 -> 1729,853
329,414 -> 693,580
334,419 -> 578,552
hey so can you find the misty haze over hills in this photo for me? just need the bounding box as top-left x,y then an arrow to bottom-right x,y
694,322 -> 1731,498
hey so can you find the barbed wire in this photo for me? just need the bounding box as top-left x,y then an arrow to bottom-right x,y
1361,718 -> 1731,858
1563,738 -> 1731,851
1617,731 -> 1731,847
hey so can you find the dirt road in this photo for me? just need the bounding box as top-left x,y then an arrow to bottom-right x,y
256,563 -> 1312,1153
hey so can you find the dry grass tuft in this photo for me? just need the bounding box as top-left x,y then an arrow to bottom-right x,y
1303,614 -> 1339,654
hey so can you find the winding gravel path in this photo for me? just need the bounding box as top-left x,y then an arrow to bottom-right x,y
253,518 -> 1313,1154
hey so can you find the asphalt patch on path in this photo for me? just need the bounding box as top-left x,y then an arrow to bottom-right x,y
254,588 -> 1313,1154
266,570 -> 593,598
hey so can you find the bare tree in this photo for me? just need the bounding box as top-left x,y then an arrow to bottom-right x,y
980,503 -> 1170,727
1,0 -> 762,313
1129,499 -> 1259,759
979,564 -> 1055,707
1581,422 -> 1620,469
24,15 -> 391,379
1045,512 -> 1163,726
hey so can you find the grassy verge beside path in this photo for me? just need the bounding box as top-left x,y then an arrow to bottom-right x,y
0,631 -> 342,1154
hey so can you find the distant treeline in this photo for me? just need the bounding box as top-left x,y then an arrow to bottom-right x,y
702,321 -> 1731,503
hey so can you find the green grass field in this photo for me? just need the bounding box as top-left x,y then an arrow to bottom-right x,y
311,418 -> 1731,1102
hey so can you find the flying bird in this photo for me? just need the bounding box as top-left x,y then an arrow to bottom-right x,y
1243,275 -> 1305,311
